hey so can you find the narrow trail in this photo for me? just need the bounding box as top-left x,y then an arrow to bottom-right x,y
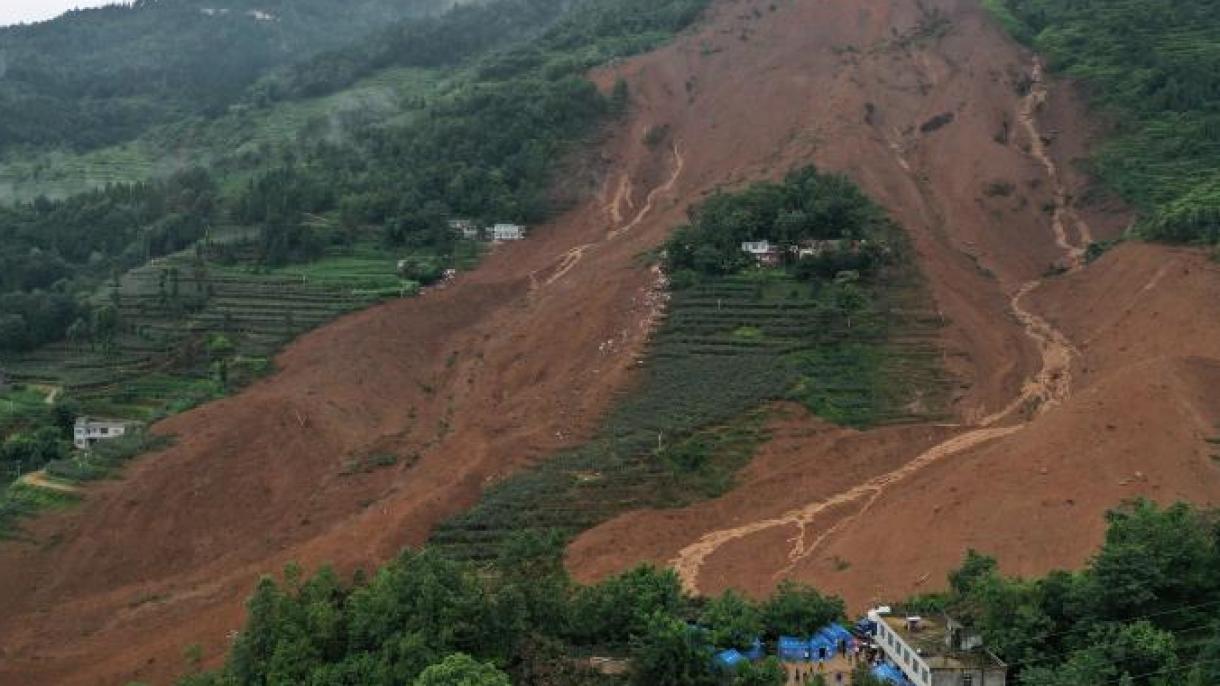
672,60 -> 1089,594
608,142 -> 684,240
18,470 -> 79,495
531,141 -> 685,292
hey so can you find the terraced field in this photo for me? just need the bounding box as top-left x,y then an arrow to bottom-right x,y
0,239 -> 426,420
430,262 -> 951,561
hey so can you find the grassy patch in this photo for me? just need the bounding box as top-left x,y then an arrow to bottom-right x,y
340,452 -> 401,476
0,482 -> 80,540
0,386 -> 52,436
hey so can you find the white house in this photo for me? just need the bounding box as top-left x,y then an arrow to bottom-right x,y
492,223 -> 527,242
449,219 -> 482,240
73,417 -> 138,451
741,240 -> 782,266
872,611 -> 1007,686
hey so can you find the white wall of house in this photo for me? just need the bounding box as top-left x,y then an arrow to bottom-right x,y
73,420 -> 133,450
493,223 -> 525,241
875,620 -> 934,686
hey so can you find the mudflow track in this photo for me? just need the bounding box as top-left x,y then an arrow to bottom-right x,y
668,59 -> 1083,595
565,0 -> 1220,609
3,1 -> 1220,684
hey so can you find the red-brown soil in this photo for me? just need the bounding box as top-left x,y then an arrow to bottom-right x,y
2,0 -> 1218,683
567,0 -> 1220,612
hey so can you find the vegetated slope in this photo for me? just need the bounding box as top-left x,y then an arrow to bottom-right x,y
0,0 -> 458,152
567,0 -> 1220,610
0,1 -> 1214,685
992,0 -> 1220,246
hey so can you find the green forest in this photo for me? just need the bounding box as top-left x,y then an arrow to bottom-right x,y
0,0 -> 707,354
992,0 -> 1220,245
182,500 -> 1220,686
0,0 -> 457,152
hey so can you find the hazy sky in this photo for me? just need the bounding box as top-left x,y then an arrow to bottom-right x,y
0,1 -> 120,27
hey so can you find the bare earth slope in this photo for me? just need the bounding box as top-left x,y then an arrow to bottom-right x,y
568,0 -> 1220,609
2,0 -> 1218,683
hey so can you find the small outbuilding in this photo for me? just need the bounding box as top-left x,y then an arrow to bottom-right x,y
492,223 -> 527,242
449,219 -> 482,240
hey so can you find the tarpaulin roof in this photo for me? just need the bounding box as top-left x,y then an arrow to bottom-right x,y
778,636 -> 808,659
714,649 -> 747,670
872,663 -> 907,684
823,623 -> 854,642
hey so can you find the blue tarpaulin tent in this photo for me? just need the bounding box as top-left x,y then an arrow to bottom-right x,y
872,663 -> 907,684
778,636 -> 808,661
745,637 -> 765,661
824,623 -> 854,643
809,633 -> 835,658
714,649 -> 747,671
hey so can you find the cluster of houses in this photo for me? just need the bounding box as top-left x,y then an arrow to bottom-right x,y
740,238 -> 870,267
449,219 -> 527,243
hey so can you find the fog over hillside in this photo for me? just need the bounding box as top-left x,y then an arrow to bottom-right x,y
0,1 -> 122,27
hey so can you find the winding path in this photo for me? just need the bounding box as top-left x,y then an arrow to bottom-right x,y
672,59 -> 1090,594
531,141 -> 685,292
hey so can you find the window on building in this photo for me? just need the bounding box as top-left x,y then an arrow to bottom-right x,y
962,675 -> 974,686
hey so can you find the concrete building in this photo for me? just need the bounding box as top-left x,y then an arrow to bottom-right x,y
872,612 -> 1007,686
492,223 -> 527,242
741,240 -> 782,266
73,417 -> 137,451
449,219 -> 482,240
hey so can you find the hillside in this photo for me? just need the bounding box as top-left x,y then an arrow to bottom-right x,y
0,0 -> 1218,684
0,0 -> 459,153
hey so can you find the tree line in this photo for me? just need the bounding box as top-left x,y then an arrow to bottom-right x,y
177,530 -> 846,686
181,500 -> 1220,685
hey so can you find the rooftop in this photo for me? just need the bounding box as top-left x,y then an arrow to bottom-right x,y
881,615 -> 1006,671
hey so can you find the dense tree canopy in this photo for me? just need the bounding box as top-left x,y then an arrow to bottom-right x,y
923,501 -> 1220,686
0,169 -> 217,351
663,167 -> 893,282
994,0 -> 1220,245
